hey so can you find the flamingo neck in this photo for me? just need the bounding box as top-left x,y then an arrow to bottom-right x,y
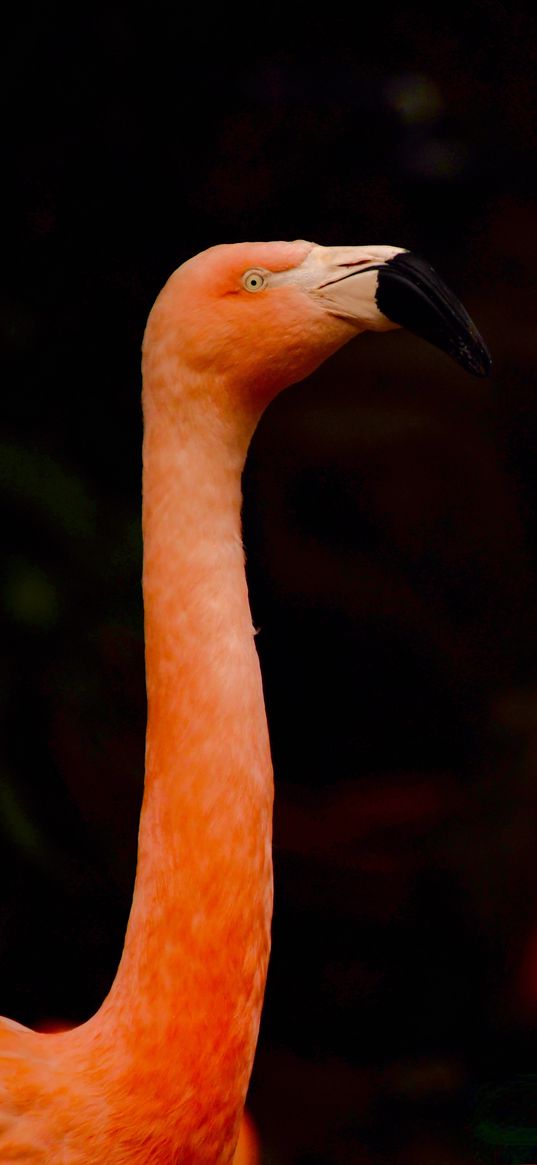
95,372 -> 274,1158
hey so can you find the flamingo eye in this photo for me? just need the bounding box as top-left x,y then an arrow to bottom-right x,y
242,269 -> 268,293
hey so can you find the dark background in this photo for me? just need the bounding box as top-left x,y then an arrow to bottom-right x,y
3,3 -> 537,1162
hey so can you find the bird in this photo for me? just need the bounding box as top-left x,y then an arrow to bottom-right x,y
0,239 -> 490,1162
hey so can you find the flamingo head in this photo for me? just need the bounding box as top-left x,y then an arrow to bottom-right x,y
144,239 -> 491,415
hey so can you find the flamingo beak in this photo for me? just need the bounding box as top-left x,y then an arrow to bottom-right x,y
375,250 -> 492,378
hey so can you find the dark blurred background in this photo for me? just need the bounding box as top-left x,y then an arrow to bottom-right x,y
3,3 -> 537,1161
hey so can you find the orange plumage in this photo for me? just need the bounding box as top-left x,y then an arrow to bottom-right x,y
0,241 -> 489,1160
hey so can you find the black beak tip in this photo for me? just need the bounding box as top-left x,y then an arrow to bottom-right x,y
376,251 -> 492,379
458,336 -> 493,379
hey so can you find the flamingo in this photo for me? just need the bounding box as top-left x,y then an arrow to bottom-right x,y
0,240 -> 490,1162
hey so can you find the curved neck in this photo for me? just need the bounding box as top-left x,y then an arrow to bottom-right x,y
92,374 -> 274,1158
